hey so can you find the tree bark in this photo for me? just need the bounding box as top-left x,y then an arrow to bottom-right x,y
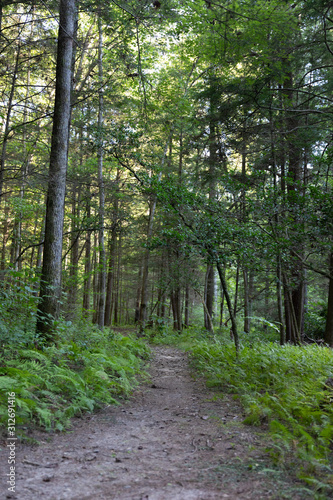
36,0 -> 76,341
66,182 -> 80,320
82,192 -> 92,316
277,253 -> 286,345
284,71 -> 305,341
243,268 -> 250,334
113,232 -> 122,325
0,44 -> 20,206
104,232 -> 116,326
204,86 -> 217,330
324,252 -> 333,346
205,264 -> 215,331
105,169 -> 120,326
184,282 -> 190,328
134,262 -> 143,323
216,261 -> 239,354
97,13 -> 106,329
138,136 -> 170,332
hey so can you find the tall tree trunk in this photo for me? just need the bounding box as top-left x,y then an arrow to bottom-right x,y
0,198 -> 10,279
170,291 -> 180,331
82,192 -> 92,316
284,71 -> 305,342
277,253 -> 286,345
36,0 -> 76,341
243,268 -> 250,334
241,132 -> 251,334
0,44 -> 20,206
205,86 -> 217,331
66,183 -> 80,320
36,211 -> 45,271
270,100 -> 286,345
97,13 -> 106,329
105,168 -> 120,326
219,286 -> 224,328
138,202 -> 154,331
324,252 -> 333,346
113,232 -> 122,325
204,264 -> 215,330
15,35 -> 33,271
216,260 -> 239,354
184,282 -> 190,328
174,284 -> 181,331
104,231 -> 116,326
134,262 -> 143,323
138,136 -> 170,332
234,261 -> 240,317
92,232 -> 98,324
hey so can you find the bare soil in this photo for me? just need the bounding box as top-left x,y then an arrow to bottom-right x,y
2,345 -> 309,499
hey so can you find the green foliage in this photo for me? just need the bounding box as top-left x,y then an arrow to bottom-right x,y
0,269 -> 40,346
304,301 -> 327,340
153,329 -> 333,494
0,325 -> 150,435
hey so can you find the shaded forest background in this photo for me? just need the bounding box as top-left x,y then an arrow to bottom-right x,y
1,0 -> 333,347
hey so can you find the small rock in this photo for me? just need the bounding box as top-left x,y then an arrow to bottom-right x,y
42,474 -> 54,482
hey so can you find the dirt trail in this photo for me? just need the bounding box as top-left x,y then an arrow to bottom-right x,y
3,346 -> 306,499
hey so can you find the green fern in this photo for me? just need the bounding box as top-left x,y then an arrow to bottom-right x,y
0,328 -> 150,433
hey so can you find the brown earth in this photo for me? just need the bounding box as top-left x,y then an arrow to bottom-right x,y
1,345 -> 311,499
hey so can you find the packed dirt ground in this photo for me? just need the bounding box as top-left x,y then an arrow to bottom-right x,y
1,345 -> 311,499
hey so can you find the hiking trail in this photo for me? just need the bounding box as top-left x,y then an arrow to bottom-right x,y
4,345 -> 305,499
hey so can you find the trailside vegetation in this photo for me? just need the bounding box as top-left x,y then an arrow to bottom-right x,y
148,326 -> 333,496
0,321 -> 149,435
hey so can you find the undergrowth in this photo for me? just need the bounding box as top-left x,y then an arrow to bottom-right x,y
147,326 -> 333,497
0,323 -> 150,435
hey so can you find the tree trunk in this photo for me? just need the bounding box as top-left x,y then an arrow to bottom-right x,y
138,137 -> 170,332
219,287 -> 224,328
134,262 -> 143,324
0,198 -> 10,278
36,0 -> 76,341
284,71 -> 305,341
170,291 -> 180,331
324,252 -> 333,346
0,44 -> 20,206
96,13 -> 106,329
204,88 -> 217,330
82,193 -> 92,316
184,282 -> 190,328
105,169 -> 120,326
104,230 -> 116,326
204,264 -> 214,331
113,233 -> 122,325
277,253 -> 286,345
216,261 -> 239,354
234,261 -> 240,317
66,183 -> 80,320
92,232 -> 98,324
243,268 -> 250,334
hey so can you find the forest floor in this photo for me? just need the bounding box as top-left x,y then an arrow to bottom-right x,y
2,345 -> 311,500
